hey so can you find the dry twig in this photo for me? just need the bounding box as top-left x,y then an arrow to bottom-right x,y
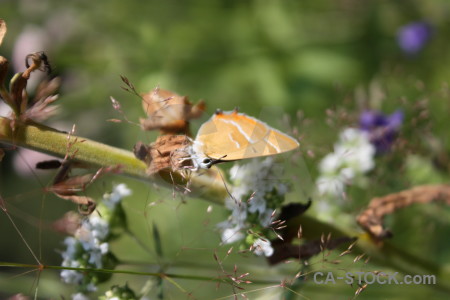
357,184 -> 450,239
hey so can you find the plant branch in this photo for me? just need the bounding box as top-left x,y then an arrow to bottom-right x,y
0,117 -> 227,204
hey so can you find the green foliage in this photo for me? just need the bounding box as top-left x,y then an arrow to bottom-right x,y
405,155 -> 447,185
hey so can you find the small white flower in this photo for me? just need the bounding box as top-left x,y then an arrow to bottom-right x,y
339,167 -> 355,181
319,152 -> 342,174
247,191 -> 267,215
99,242 -> 109,254
102,183 -> 131,211
340,127 -> 361,142
229,164 -> 242,182
316,175 -> 346,196
227,158 -> 288,225
61,237 -> 78,260
88,215 -> 109,241
72,293 -> 90,300
316,127 -> 375,198
224,197 -> 248,229
60,257 -> 83,284
258,209 -> 274,227
114,183 -> 132,197
219,158 -> 289,251
88,249 -> 103,268
108,183 -> 132,204
105,291 -> 114,297
336,128 -> 375,173
61,269 -> 83,285
221,226 -> 245,244
60,185 -> 130,292
253,238 -> 274,257
86,282 -> 98,292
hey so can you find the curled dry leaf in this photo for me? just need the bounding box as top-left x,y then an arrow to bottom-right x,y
42,160 -> 121,215
24,51 -> 52,76
45,169 -> 97,215
46,173 -> 95,195
357,184 -> 450,240
140,87 -> 205,135
2,51 -> 57,121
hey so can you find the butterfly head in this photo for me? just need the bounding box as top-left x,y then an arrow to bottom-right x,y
188,140 -> 227,169
189,141 -> 212,169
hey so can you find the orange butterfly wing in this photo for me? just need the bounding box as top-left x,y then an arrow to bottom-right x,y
194,111 -> 299,161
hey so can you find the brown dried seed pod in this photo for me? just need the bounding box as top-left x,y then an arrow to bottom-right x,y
140,88 -> 205,135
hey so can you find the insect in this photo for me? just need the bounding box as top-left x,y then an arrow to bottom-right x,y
188,109 -> 299,169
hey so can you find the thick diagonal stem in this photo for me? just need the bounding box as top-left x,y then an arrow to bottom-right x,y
0,117 -> 227,204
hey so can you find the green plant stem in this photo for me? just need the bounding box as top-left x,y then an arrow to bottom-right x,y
0,261 -> 279,285
0,261 -> 226,283
0,117 -> 227,204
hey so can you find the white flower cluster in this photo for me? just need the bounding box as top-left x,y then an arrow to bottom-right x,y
60,184 -> 131,297
102,183 -> 132,209
252,238 -> 274,257
103,291 -> 121,300
99,284 -> 142,300
60,215 -> 110,290
316,128 -> 375,197
219,158 -> 288,257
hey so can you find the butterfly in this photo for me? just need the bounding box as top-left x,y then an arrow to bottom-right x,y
188,109 -> 299,169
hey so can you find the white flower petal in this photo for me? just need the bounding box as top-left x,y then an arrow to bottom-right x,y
72,293 -> 90,300
221,226 -> 245,244
253,238 -> 274,257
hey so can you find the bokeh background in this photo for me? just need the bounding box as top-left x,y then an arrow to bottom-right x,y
1,0 -> 450,299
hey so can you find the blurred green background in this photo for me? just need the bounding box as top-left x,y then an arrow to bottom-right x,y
1,0 -> 450,299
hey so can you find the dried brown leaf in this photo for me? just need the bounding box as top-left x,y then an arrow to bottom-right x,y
140,87 -> 205,135
146,135 -> 191,174
54,193 -> 96,215
46,174 -> 94,195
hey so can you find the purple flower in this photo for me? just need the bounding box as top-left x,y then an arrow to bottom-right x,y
397,22 -> 432,55
359,110 -> 403,153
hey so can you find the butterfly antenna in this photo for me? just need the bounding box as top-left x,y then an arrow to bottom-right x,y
209,154 -> 227,167
215,164 -> 238,204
